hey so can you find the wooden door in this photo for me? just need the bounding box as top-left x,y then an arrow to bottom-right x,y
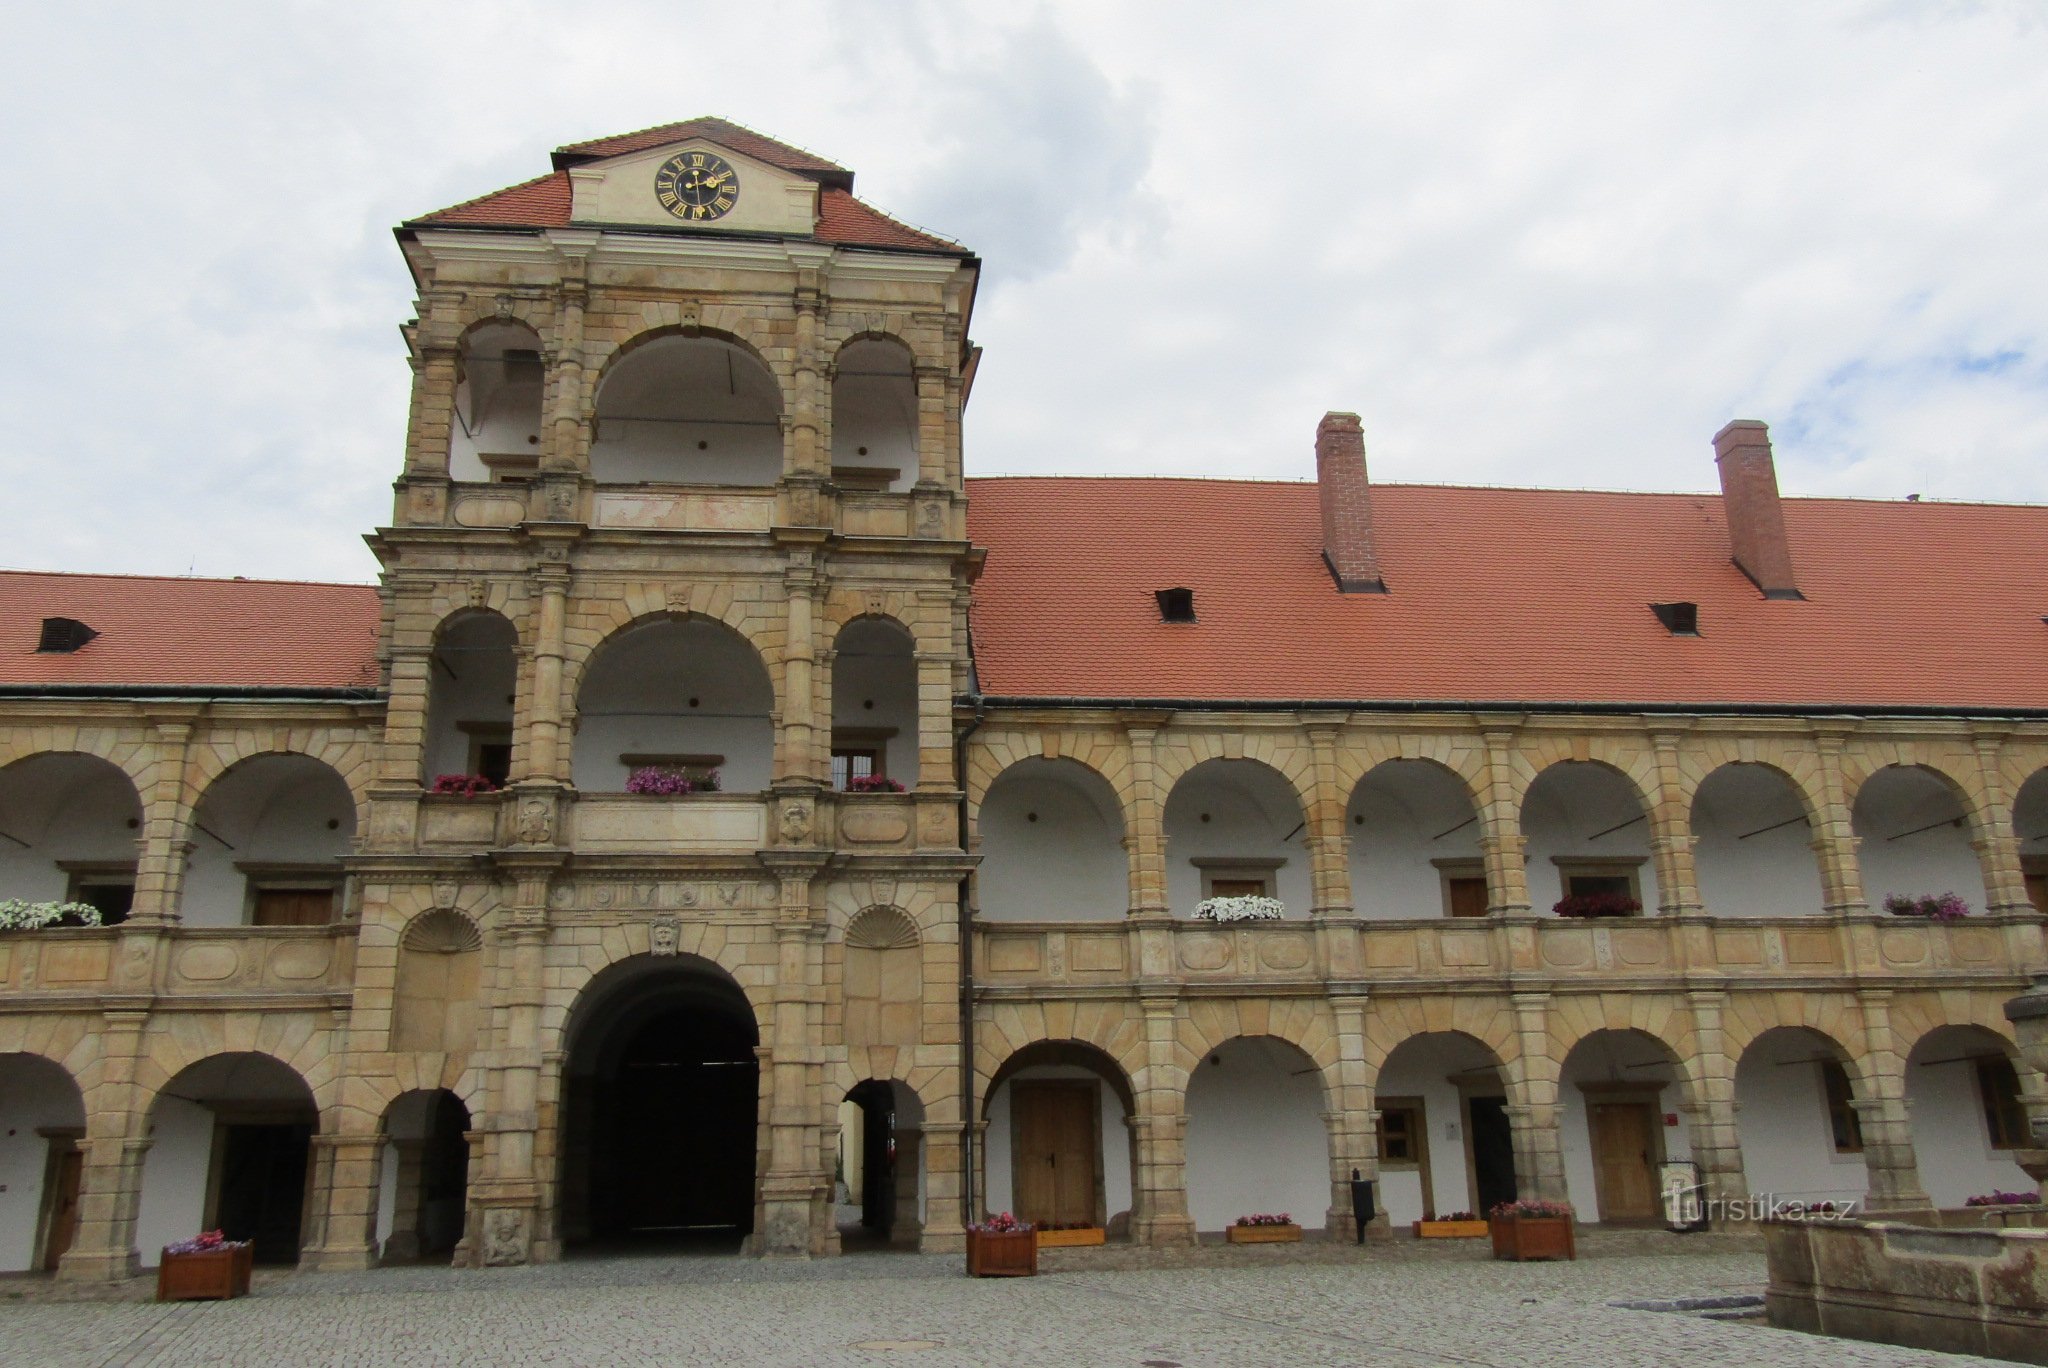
1588,1102 -> 1657,1221
1012,1083 -> 1098,1228
41,1147 -> 83,1269
252,889 -> 334,927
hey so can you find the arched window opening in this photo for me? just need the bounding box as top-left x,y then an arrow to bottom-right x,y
1522,763 -> 1657,917
591,336 -> 782,486
2012,769 -> 2048,915
983,1042 -> 1135,1234
0,754 -> 142,924
830,339 -> 917,493
836,1080 -> 925,1252
1691,764 -> 1824,917
1852,765 -> 1989,916
137,1053 -> 318,1267
0,1054 -> 87,1273
1184,1036 -> 1329,1233
573,617 -> 775,794
376,1089 -> 473,1265
1163,760 -> 1309,918
184,756 -> 355,927
831,619 -> 917,789
448,323 -> 544,483
423,613 -> 518,790
1734,1027 -> 1869,1209
1373,1033 -> 1516,1225
1558,1030 -> 1692,1223
391,911 -> 484,1054
976,759 -> 1126,921
1904,1026 -> 2035,1207
1347,761 -> 1483,919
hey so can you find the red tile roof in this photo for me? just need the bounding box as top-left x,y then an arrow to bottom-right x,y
965,477 -> 2048,712
0,572 -> 382,692
554,118 -> 849,178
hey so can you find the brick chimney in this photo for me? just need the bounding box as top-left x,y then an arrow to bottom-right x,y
1316,412 -> 1387,593
1713,419 -> 1802,600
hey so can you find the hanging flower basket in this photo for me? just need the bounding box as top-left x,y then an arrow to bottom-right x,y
965,1213 -> 1037,1276
1488,1200 -> 1576,1261
1194,895 -> 1284,923
156,1231 -> 254,1300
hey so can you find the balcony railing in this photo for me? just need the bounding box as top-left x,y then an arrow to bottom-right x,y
0,925 -> 356,1001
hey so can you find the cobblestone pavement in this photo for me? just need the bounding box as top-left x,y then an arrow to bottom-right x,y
0,1246 -> 2008,1367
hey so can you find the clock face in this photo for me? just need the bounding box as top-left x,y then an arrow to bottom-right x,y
654,151 -> 740,222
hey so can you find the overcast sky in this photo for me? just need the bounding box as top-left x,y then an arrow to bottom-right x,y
4,1 -> 2045,584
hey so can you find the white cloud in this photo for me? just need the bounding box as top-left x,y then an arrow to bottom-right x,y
2,1 -> 2045,582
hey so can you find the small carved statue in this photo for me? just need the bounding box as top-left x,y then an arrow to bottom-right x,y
482,1208 -> 527,1266
650,917 -> 679,956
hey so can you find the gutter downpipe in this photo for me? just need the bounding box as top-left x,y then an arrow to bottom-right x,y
954,694 -> 986,1228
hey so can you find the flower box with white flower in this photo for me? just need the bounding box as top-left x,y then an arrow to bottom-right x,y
1193,895 -> 1285,923
1225,1213 -> 1300,1244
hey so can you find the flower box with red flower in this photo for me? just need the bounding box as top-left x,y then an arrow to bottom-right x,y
1225,1213 -> 1301,1244
156,1230 -> 254,1301
965,1212 -> 1038,1276
1413,1211 -> 1489,1239
1552,893 -> 1641,919
1488,1199 -> 1576,1261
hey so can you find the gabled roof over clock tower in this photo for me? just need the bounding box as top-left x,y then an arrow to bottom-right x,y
404,116 -> 965,255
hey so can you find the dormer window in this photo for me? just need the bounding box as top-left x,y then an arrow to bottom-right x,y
1650,602 -> 1699,636
37,617 -> 97,653
1155,588 -> 1196,624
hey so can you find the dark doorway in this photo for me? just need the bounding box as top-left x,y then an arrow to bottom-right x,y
1467,1095 -> 1518,1214
850,1081 -> 896,1231
419,1093 -> 471,1256
214,1123 -> 312,1264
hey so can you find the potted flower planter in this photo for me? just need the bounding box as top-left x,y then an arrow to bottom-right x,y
1487,1200 -> 1576,1261
965,1215 -> 1037,1276
157,1239 -> 253,1300
1226,1215 -> 1302,1244
1413,1216 -> 1489,1239
1035,1225 -> 1106,1249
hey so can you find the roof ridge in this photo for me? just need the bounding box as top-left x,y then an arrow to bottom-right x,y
0,567 -> 375,590
556,117 -> 848,173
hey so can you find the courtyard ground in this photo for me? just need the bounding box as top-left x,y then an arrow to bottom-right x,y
0,1234 -> 2010,1367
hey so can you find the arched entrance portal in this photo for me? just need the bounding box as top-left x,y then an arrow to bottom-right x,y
558,956 -> 761,1253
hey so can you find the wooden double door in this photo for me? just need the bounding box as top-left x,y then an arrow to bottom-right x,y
1586,1098 -> 1660,1222
1011,1083 -> 1101,1228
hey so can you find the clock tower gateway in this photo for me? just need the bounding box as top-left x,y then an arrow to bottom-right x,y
357,118 -> 982,1263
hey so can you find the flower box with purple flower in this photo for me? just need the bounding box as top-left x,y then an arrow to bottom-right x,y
1488,1199 -> 1575,1261
625,766 -> 720,796
844,774 -> 906,794
965,1212 -> 1037,1276
156,1230 -> 253,1301
1225,1212 -> 1301,1243
1882,892 -> 1971,922
1553,892 -> 1641,919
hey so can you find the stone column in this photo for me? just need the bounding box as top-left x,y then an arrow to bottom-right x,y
1971,732 -> 2033,916
914,652 -> 955,793
914,366 -> 949,490
520,549 -> 573,787
59,1009 -> 151,1281
128,710 -> 198,924
775,551 -> 826,788
1130,997 -> 1196,1244
543,254 -> 590,474
465,860 -> 556,1265
1649,731 -> 1702,915
1506,993 -> 1569,1203
758,852 -> 830,1256
1123,721 -> 1170,918
1304,723 -> 1353,918
1479,729 -> 1530,914
1811,730 -> 1866,915
1680,991 -> 1748,1223
1853,991 -> 1932,1214
305,1129 -> 386,1271
1323,994 -> 1383,1239
394,289 -> 461,527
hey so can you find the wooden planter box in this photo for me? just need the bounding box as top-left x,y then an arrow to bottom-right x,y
1414,1219 -> 1490,1239
1490,1215 -> 1576,1262
1226,1222 -> 1303,1244
157,1244 -> 253,1301
1035,1226 -> 1106,1249
965,1228 -> 1038,1276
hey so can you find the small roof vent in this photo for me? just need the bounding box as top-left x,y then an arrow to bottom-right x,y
1155,588 -> 1196,624
1650,602 -> 1699,636
37,617 -> 99,653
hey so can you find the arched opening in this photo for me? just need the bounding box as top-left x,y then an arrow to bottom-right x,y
1734,1027 -> 1870,1209
830,618 -> 918,790
1852,765 -> 1989,915
573,616 -> 775,794
1347,760 -> 1484,919
590,335 -> 783,486
1185,1036 -> 1328,1233
983,1042 -> 1134,1234
830,337 -> 917,492
835,1080 -> 925,1252
1691,764 -> 1824,917
184,755 -> 355,927
0,1054 -> 87,1273
137,1053 -> 317,1266
1373,1033 -> 1516,1225
1522,762 -> 1658,917
2010,768 -> 2048,914
1164,760 -> 1309,918
423,611 -> 518,791
976,759 -> 1126,921
0,753 -> 143,924
557,956 -> 761,1253
376,1089 -> 473,1264
447,322 -> 544,483
1557,1029 -> 1692,1224
1904,1026 -> 2035,1207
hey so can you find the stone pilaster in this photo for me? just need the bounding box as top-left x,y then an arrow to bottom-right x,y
1304,722 -> 1353,918
1853,991 -> 1932,1213
1130,997 -> 1196,1244
1812,729 -> 1866,915
1480,729 -> 1530,914
1680,991 -> 1748,1222
1123,721 -> 1170,918
58,1010 -> 150,1281
129,709 -> 199,924
519,541 -> 574,786
758,851 -> 830,1256
1323,993 -> 1382,1239
381,1137 -> 428,1261
305,1129 -> 386,1271
1650,730 -> 1702,915
1506,993 -> 1568,1203
775,545 -> 827,788
542,249 -> 591,474
1971,730 -> 2033,916
465,857 -> 557,1265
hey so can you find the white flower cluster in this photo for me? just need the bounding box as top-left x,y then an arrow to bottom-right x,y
1193,895 -> 1284,922
0,900 -> 104,930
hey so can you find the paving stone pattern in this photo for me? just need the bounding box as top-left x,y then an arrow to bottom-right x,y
0,1250 -> 2009,1367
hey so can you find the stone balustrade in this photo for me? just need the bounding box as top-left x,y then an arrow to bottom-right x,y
0,926 -> 356,1002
